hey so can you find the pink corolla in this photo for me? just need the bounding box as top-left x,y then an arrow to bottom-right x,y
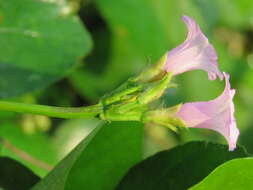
164,15 -> 223,80
176,73 -> 239,151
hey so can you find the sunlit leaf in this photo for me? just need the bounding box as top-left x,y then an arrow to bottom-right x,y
190,158 -> 253,190
0,0 -> 92,97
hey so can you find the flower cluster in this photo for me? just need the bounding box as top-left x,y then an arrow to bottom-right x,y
164,16 -> 239,151
101,15 -> 239,151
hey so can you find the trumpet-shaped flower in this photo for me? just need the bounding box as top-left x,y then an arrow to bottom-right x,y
176,73 -> 239,151
164,16 -> 223,80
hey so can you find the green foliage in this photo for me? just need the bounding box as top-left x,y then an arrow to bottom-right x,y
0,0 -> 92,98
190,158 -> 253,190
32,121 -> 143,190
0,156 -> 39,190
117,142 -> 248,190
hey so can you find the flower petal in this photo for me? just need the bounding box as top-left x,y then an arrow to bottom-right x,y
176,73 -> 239,151
164,15 -> 223,80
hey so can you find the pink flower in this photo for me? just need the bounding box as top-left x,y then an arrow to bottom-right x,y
164,15 -> 223,80
176,73 -> 239,151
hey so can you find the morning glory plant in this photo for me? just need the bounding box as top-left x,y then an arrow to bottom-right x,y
0,16 -> 239,150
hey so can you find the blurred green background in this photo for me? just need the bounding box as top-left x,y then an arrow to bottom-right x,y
1,0 -> 253,177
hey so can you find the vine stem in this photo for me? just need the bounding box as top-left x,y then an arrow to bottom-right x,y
0,100 -> 103,119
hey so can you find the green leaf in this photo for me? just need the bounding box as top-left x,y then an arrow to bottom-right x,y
116,141 -> 248,190
0,0 -> 92,98
32,121 -> 143,190
31,122 -> 103,190
0,156 -> 40,190
190,158 -> 253,190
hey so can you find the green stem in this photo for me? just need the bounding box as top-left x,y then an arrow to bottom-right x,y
0,100 -> 103,119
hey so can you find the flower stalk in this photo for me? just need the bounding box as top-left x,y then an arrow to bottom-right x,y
0,100 -> 103,119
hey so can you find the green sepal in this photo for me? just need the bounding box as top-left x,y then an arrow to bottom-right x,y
100,101 -> 148,121
137,72 -> 172,104
134,53 -> 167,83
98,54 -> 178,125
142,104 -> 186,132
100,80 -> 142,106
